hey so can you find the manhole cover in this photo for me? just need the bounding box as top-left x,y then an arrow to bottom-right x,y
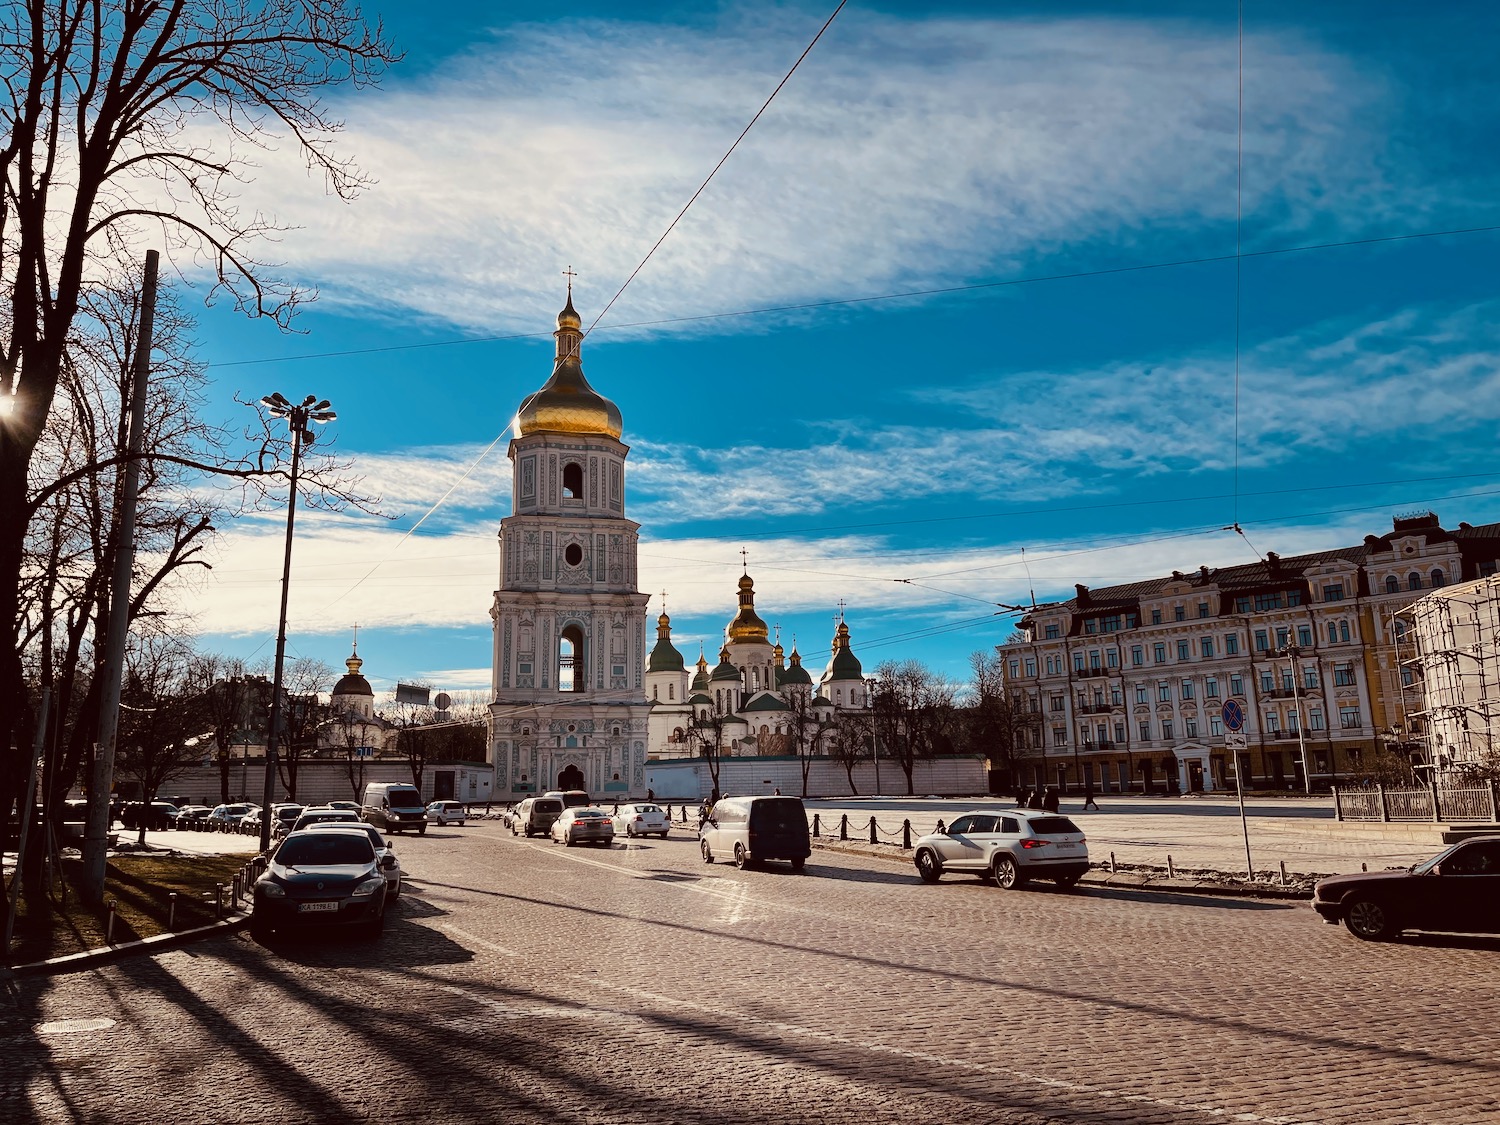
37,1018 -> 116,1035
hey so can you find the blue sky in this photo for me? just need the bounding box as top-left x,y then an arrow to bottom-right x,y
171,1 -> 1500,701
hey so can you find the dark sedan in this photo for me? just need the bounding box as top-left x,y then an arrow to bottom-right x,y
251,828 -> 393,942
1312,836 -> 1500,940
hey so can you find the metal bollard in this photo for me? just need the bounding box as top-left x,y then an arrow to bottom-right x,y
812,813 -> 820,838
106,900 -> 117,943
216,882 -> 225,921
168,892 -> 178,930
868,816 -> 877,845
1279,861 -> 1288,886
1109,851 -> 1116,873
902,819 -> 911,849
840,814 -> 848,842
232,873 -> 241,906
1167,855 -> 1175,878
1361,862 -> 1368,872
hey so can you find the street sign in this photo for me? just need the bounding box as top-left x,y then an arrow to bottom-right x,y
1221,699 -> 1245,731
1225,732 -> 1247,750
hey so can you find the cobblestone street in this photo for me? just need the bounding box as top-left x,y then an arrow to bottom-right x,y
4,821 -> 1498,1124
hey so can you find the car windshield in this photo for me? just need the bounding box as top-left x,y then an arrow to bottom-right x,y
297,813 -> 355,828
1411,844 -> 1462,875
387,790 -> 424,809
276,807 -> 302,821
1027,817 -> 1081,835
277,834 -> 374,866
311,824 -> 383,848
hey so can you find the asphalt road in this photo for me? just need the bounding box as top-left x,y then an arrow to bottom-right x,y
3,821 -> 1497,1124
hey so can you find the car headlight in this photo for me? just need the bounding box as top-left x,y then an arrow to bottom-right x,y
259,882 -> 285,898
352,876 -> 381,896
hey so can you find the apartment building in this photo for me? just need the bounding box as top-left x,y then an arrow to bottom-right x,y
1401,574 -> 1500,774
1000,512 -> 1500,793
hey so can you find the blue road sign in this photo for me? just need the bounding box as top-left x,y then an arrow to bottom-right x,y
1222,699 -> 1245,731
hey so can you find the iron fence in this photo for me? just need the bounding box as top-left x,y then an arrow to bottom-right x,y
1333,781 -> 1500,823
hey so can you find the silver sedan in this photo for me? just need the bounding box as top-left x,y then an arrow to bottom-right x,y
550,807 -> 615,847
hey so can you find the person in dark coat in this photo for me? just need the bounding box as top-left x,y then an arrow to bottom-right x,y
1027,787 -> 1043,810
1083,784 -> 1100,811
1042,787 -> 1061,813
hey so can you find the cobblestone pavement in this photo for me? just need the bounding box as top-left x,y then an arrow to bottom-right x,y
3,821 -> 1497,1124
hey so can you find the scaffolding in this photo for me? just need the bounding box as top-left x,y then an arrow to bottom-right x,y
1397,576 -> 1500,777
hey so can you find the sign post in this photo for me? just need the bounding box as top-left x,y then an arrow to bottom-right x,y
1222,701 -> 1253,879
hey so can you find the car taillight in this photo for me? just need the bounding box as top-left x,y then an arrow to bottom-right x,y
1021,839 -> 1050,849
633,816 -> 643,822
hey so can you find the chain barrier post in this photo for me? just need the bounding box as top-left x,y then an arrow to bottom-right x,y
812,813 -> 820,838
106,900 -> 117,943
216,883 -> 225,921
902,819 -> 911,849
868,816 -> 876,844
1279,860 -> 1288,886
168,892 -> 178,931
1109,851 -> 1116,873
840,814 -> 848,842
1167,855 -> 1175,879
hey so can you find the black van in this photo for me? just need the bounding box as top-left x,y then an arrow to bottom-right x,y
699,795 -> 811,871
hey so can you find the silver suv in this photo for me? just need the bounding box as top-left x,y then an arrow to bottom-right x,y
912,809 -> 1088,889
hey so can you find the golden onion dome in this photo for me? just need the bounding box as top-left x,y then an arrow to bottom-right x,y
514,288 -> 623,439
726,572 -> 770,643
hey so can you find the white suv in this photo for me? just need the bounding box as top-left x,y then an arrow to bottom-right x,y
912,809 -> 1089,889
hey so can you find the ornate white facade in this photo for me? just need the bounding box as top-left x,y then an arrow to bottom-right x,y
487,292 -> 651,798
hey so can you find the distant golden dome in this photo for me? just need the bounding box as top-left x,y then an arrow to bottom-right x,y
726,572 -> 769,643
514,289 -> 622,439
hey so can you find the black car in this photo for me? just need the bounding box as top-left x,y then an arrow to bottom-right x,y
120,801 -> 180,831
1312,836 -> 1500,940
251,827 -> 393,941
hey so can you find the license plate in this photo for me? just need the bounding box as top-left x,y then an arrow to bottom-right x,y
297,901 -> 339,913
1054,842 -> 1076,850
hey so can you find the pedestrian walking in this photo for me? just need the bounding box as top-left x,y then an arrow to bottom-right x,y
1083,786 -> 1100,811
1042,787 -> 1060,813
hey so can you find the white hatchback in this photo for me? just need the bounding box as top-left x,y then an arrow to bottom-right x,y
426,800 -> 467,826
912,809 -> 1089,889
612,803 -> 670,839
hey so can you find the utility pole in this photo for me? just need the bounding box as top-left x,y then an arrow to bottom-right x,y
82,251 -> 158,904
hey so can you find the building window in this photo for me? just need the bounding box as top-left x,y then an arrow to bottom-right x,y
1339,706 -> 1362,730
1287,589 -> 1302,607
1139,721 -> 1151,741
1153,643 -> 1166,663
1431,569 -> 1445,588
1205,678 -> 1220,698
1275,627 -> 1290,650
1265,711 -> 1279,733
1407,572 -> 1421,591
1303,668 -> 1318,690
1254,630 -> 1269,652
1225,634 -> 1240,656
1181,679 -> 1195,700
1009,660 -> 1020,679
1201,638 -> 1214,659
1310,708 -> 1325,731
1131,646 -> 1144,666
1114,721 -> 1126,742
1135,686 -> 1149,704
1111,686 -> 1122,705
1053,726 -> 1068,746
1333,663 -> 1355,687
1230,674 -> 1244,696
1235,597 -> 1252,613
1177,641 -> 1190,660
668,683 -> 675,700
1090,651 -> 1102,670
562,461 -> 584,499
558,624 -> 586,693
1260,671 -> 1274,693
1174,605 -> 1186,622
1103,614 -> 1121,633
1209,715 -> 1223,736
1198,602 -> 1210,619
1322,583 -> 1344,602
1044,624 -> 1060,639
1025,658 -> 1038,676
1158,683 -> 1172,702
1340,620 -> 1351,643
1107,649 -> 1119,668
652,685 -> 659,700
1385,575 -> 1399,593
1297,625 -> 1312,647
1254,592 -> 1284,612
1084,618 -> 1097,634
1152,609 -> 1162,625
1185,717 -> 1198,737
1051,694 -> 1065,712
1160,719 -> 1174,740
1073,654 -> 1085,672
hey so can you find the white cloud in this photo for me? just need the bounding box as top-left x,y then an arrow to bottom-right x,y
201,8 -> 1397,335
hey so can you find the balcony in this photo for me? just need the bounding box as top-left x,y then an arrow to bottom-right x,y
1078,703 -> 1114,715
1075,667 -> 1112,679
1271,730 -> 1302,741
1079,741 -> 1117,753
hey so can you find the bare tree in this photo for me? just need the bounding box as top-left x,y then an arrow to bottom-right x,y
871,661 -> 957,795
777,687 -> 822,798
333,708 -> 371,802
826,707 -> 871,795
960,650 -> 1043,794
686,693 -> 736,798
192,655 -> 258,804
0,0 -> 396,872
116,634 -> 206,843
278,657 -> 333,800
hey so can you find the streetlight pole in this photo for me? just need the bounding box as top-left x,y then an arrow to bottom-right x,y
1281,643 -> 1312,796
258,394 -> 336,852
865,677 -> 881,796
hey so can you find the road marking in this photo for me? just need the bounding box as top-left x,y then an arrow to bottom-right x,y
433,923 -> 519,957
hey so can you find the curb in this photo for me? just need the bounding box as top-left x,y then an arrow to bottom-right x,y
2,912 -> 252,980
810,840 -> 1314,900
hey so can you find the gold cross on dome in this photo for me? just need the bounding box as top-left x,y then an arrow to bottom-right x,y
562,265 -> 577,297
660,590 -> 668,614
351,622 -> 359,650
740,547 -> 749,574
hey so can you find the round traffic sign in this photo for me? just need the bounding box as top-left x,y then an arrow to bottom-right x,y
1222,699 -> 1244,731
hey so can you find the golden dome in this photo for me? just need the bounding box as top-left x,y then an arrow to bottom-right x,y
514,289 -> 622,439
726,572 -> 770,643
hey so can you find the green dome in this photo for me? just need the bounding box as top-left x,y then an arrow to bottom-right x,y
647,612 -> 685,672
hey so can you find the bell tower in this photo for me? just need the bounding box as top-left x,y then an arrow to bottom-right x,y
488,283 -> 651,798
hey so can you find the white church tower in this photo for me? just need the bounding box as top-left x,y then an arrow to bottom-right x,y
487,285 -> 651,799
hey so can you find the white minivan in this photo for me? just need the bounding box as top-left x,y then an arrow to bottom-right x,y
361,782 -> 429,835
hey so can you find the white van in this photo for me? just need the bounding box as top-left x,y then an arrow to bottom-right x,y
361,783 -> 428,835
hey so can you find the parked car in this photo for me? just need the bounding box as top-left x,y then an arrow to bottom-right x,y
1312,836 -> 1500,940
911,810 -> 1089,889
120,801 -> 180,831
511,796 -> 564,838
307,821 -> 403,897
269,803 -> 305,838
612,803 -> 670,839
250,827 -> 393,941
288,808 -> 361,835
426,800 -> 467,826
174,805 -> 214,830
325,800 -> 360,812
208,803 -> 255,831
239,808 -> 263,835
551,807 -> 615,847
699,795 -> 810,872
543,789 -> 592,809
361,782 -> 429,835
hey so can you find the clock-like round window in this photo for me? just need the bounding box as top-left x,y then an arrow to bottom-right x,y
565,543 -> 583,566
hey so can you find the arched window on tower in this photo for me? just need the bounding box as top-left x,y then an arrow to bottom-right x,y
1431,568 -> 1445,588
1385,575 -> 1399,594
1407,572 -> 1422,591
562,462 -> 583,499
668,683 -> 675,700
559,624 -> 586,693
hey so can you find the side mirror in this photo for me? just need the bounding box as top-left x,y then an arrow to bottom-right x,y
381,854 -> 397,869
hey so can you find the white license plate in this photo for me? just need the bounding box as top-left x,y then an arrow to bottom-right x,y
297,901 -> 339,913
1054,842 -> 1076,849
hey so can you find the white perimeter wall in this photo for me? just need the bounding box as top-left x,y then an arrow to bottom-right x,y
643,756 -> 987,801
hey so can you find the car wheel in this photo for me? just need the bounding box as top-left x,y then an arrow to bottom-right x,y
660,831 -> 669,839
418,826 -> 427,837
791,857 -> 806,873
1056,874 -> 1081,890
365,902 -> 386,939
1345,896 -> 1396,941
734,843 -> 749,870
915,849 -> 942,884
250,916 -> 273,943
701,839 -> 714,864
993,855 -> 1023,889
564,835 -> 575,847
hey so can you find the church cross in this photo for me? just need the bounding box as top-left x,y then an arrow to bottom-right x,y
351,622 -> 359,650
740,547 -> 749,574
563,265 -> 577,297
